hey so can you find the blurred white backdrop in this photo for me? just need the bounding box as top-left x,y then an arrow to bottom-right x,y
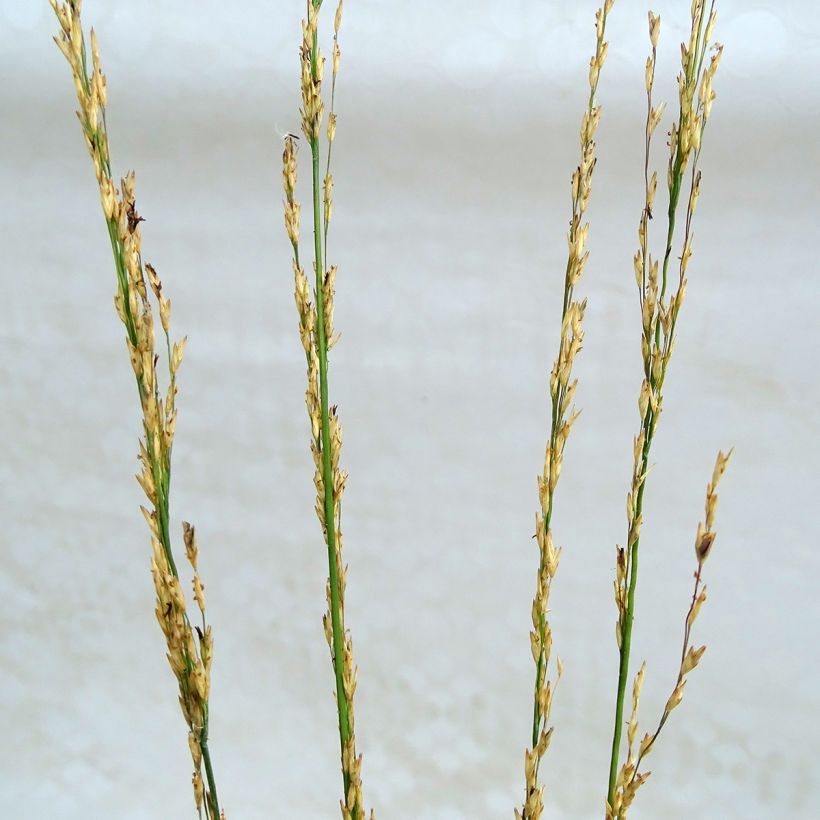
2,1 -> 819,818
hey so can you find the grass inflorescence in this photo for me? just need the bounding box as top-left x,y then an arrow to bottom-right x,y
283,2 -> 373,818
49,1 -> 733,817
517,3 -> 614,818
515,2 -> 731,818
606,3 -> 728,817
49,1 -> 223,817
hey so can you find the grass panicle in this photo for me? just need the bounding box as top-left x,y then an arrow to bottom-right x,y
49,2 -> 734,817
606,4 -> 727,817
517,3 -> 614,818
283,2 -> 373,818
49,2 -> 223,817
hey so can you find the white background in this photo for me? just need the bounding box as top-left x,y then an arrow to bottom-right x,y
1,1 -> 819,818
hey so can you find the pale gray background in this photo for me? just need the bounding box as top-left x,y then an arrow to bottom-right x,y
2,1 -> 818,818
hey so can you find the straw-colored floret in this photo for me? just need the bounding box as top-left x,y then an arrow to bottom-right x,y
516,4 -> 614,819
606,3 -> 726,817
50,2 -> 222,817
283,3 -> 372,819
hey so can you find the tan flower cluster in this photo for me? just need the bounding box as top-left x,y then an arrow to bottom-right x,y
284,3 -> 372,818
517,4 -> 614,819
50,2 -> 222,817
608,4 -> 725,817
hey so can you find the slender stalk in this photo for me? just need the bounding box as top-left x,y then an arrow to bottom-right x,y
607,415 -> 652,803
201,729 -> 220,820
311,103 -> 352,764
308,0 -> 354,793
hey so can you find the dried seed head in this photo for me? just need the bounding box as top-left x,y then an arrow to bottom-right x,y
695,527 -> 716,562
282,135 -> 298,198
324,175 -> 334,229
648,11 -> 660,49
687,587 -> 708,628
188,732 -> 202,769
282,137 -> 301,246
171,336 -> 187,374
193,574 -> 206,614
682,644 -> 707,675
192,771 -> 204,810
664,680 -> 686,714
159,296 -> 171,334
334,0 -> 343,35
711,447 -> 733,487
182,521 -> 198,569
649,102 -> 665,135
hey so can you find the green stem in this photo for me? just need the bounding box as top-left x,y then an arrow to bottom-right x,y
606,120 -> 691,820
201,726 -> 220,820
104,219 -> 138,347
659,172 -> 682,308
312,132 -> 350,749
606,408 -> 654,807
531,348 -> 564,750
606,32 -> 705,809
309,15 -> 353,806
